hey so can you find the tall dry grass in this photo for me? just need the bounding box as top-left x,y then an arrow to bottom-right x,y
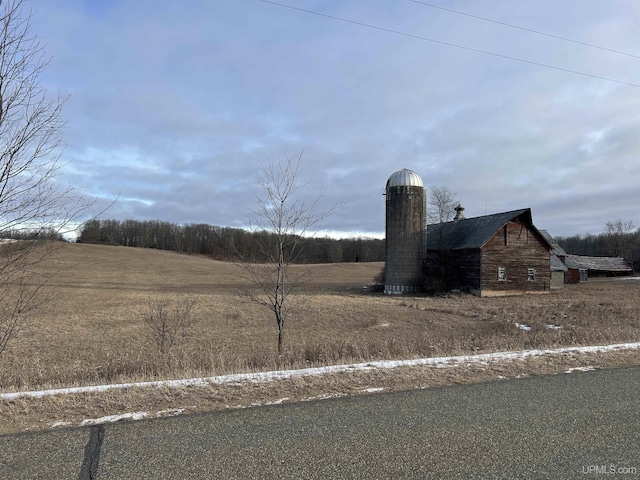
0,243 -> 639,391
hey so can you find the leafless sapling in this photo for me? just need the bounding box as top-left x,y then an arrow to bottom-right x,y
237,152 -> 338,355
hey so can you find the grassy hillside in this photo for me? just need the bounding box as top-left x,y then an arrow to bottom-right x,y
1,242 -> 640,391
3,243 -> 383,389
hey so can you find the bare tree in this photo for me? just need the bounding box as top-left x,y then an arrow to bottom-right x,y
604,219 -> 635,257
237,152 -> 338,355
0,0 -> 91,357
427,185 -> 459,225
425,186 -> 458,293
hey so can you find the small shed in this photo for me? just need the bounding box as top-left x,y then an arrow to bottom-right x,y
565,254 -> 633,278
550,254 -> 568,289
564,255 -> 588,283
539,230 -> 568,290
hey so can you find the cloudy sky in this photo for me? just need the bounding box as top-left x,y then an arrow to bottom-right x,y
31,0 -> 640,238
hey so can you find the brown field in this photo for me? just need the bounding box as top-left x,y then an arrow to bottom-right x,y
1,243 -> 640,433
2,242 -> 640,391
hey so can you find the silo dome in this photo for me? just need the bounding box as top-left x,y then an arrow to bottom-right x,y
386,168 -> 423,188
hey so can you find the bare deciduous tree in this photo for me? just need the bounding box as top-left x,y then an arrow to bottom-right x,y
604,219 -> 635,257
237,152 -> 338,355
425,186 -> 458,293
427,185 -> 459,225
0,0 -> 92,357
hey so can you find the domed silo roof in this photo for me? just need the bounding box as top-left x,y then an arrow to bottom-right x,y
386,168 -> 423,188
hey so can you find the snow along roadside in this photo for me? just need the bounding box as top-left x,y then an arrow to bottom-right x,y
3,342 -> 640,401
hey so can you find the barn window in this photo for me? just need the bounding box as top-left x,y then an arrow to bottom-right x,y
527,268 -> 535,281
498,267 -> 506,281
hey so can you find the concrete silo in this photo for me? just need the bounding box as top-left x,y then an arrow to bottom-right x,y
384,168 -> 425,294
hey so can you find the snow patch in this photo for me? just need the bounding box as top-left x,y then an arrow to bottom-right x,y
4,342 -> 640,402
54,407 -> 186,428
80,411 -> 148,426
154,408 -> 185,418
50,421 -> 72,428
362,387 -> 384,393
302,393 -> 346,402
565,366 -> 596,374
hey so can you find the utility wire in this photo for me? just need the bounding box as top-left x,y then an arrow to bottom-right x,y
259,0 -> 640,88
409,0 -> 640,60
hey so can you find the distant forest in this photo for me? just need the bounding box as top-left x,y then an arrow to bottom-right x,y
73,219 -> 640,269
555,220 -> 639,270
76,219 -> 385,264
3,217 -> 637,269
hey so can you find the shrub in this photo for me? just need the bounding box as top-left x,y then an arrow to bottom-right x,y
140,295 -> 198,355
369,266 -> 385,292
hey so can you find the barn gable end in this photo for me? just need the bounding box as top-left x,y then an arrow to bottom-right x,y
480,220 -> 551,296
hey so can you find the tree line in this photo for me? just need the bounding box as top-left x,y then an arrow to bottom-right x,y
76,219 -> 385,264
0,228 -> 66,242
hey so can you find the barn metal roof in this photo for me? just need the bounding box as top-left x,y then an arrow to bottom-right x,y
386,168 -> 423,188
563,255 -> 585,270
565,254 -> 633,272
426,208 -> 552,251
539,230 -> 567,257
551,254 -> 568,271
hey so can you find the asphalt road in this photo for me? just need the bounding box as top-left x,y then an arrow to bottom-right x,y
1,366 -> 639,479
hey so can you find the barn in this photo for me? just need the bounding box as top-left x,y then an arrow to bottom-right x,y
424,208 -> 553,297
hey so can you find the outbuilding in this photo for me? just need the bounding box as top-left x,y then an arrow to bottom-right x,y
565,254 -> 633,278
539,230 -> 568,290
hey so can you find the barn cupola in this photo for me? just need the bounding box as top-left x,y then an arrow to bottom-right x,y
454,203 -> 465,221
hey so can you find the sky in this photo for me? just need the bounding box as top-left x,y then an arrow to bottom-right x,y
29,0 -> 640,238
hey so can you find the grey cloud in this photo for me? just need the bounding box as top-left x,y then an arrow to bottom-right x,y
26,0 -> 640,238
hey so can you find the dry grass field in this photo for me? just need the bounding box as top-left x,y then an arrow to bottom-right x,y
1,242 -> 639,393
1,242 -> 640,433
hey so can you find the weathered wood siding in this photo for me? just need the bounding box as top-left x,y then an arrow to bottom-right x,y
565,269 -> 587,283
480,221 -> 550,295
565,269 -> 580,284
447,249 -> 482,293
423,249 -> 481,293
